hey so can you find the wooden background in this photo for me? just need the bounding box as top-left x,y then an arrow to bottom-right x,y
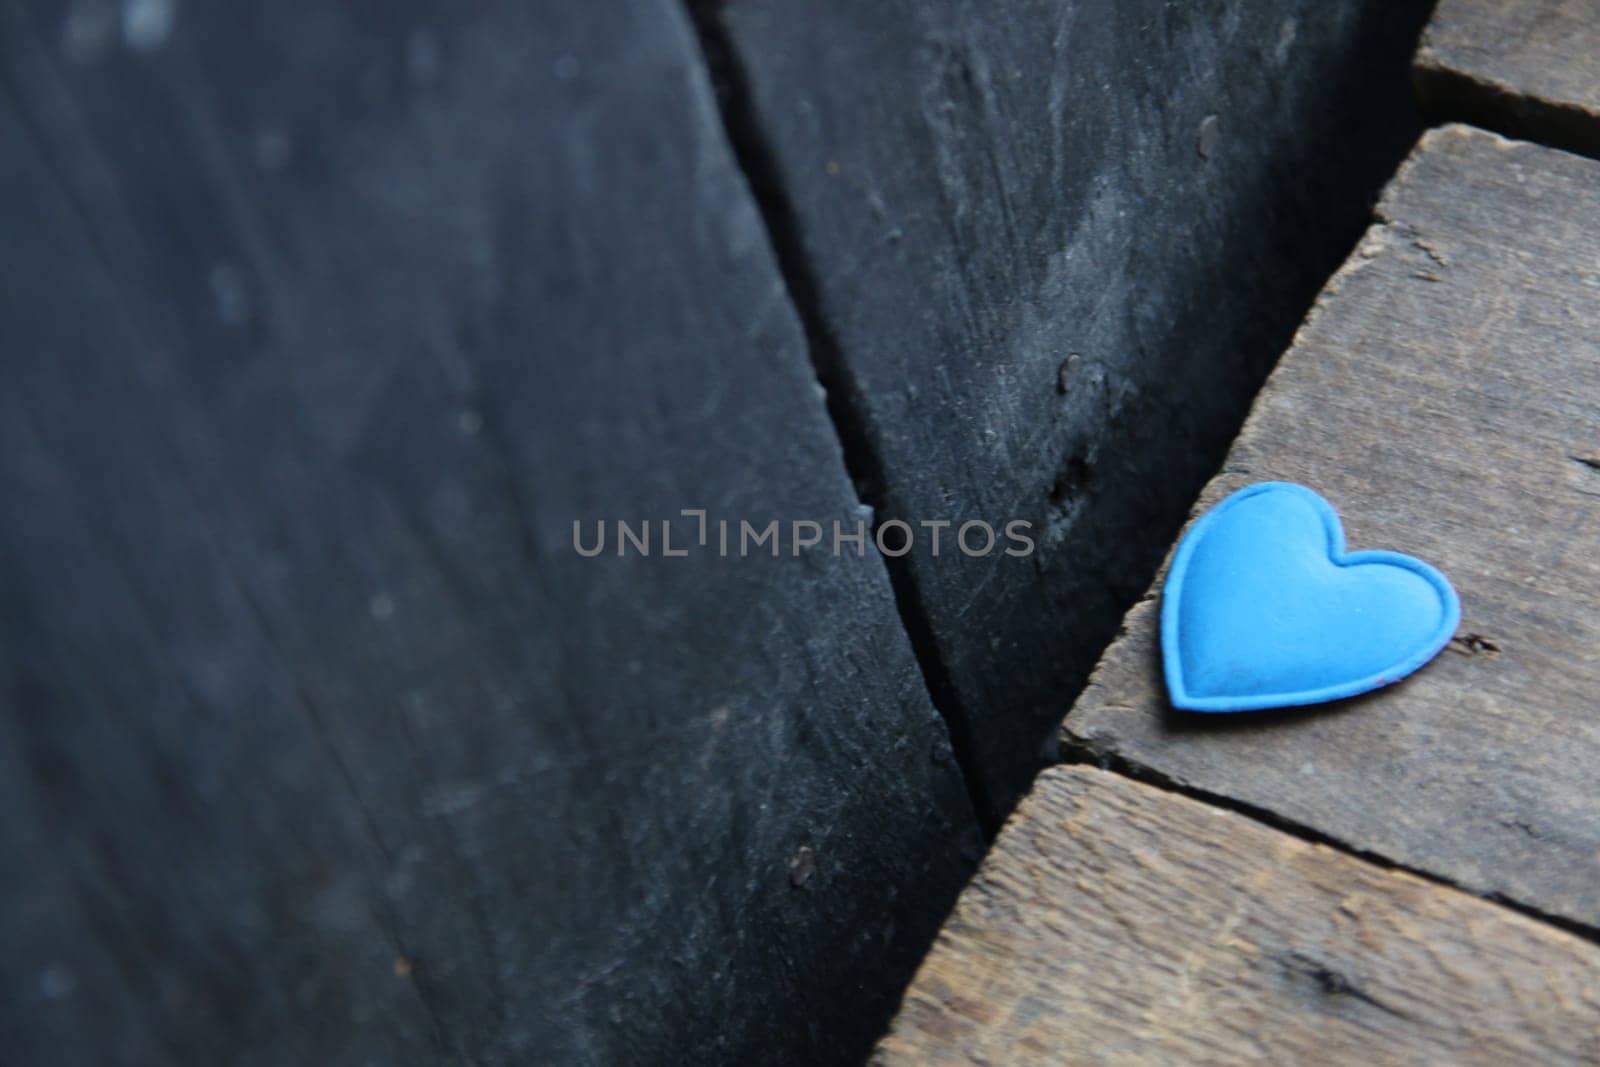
882,122 -> 1600,1065
881,0 -> 1600,1049
0,0 -> 1434,1062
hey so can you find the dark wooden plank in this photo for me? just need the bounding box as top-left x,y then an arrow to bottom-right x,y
1064,125 -> 1600,930
700,0 -> 1434,816
1416,0 -> 1600,160
878,766 -> 1600,1065
0,2 -> 980,1063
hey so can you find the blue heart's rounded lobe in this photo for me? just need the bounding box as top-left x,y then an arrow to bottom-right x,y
1161,483 -> 1460,712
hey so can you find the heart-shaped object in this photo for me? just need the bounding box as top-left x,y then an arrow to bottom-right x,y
1161,482 -> 1459,712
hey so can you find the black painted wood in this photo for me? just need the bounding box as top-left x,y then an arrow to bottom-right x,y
0,2 -> 979,1063
699,0 -> 1433,818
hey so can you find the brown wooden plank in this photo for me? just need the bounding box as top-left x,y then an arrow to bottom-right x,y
1063,124 -> 1600,929
1416,0 -> 1600,158
878,766 -> 1600,1065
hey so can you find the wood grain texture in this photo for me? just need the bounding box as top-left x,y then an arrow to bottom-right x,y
0,2 -> 980,1063
1065,125 -> 1600,930
1416,0 -> 1600,159
702,0 -> 1432,817
878,766 -> 1600,1065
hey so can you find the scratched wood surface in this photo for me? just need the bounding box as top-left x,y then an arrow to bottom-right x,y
1063,125 -> 1600,931
701,0 -> 1431,820
1415,0 -> 1600,158
0,3 -> 981,1063
877,766 -> 1600,1065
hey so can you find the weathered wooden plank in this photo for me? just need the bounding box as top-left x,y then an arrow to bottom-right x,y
0,2 -> 980,1063
878,766 -> 1600,1065
1064,125 -> 1600,929
1416,0 -> 1600,159
700,0 -> 1434,816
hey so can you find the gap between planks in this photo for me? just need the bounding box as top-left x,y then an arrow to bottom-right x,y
1054,738 -> 1600,948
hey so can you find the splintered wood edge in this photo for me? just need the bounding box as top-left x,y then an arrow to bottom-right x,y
876,765 -> 1600,1065
1414,55 -> 1600,150
1414,1 -> 1600,157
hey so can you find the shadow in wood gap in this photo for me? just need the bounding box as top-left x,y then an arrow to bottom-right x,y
1058,736 -> 1600,947
681,0 -> 998,835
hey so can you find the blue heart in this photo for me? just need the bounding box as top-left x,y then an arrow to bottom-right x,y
1161,482 -> 1460,712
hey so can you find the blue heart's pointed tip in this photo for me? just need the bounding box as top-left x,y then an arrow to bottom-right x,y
1160,482 -> 1459,714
